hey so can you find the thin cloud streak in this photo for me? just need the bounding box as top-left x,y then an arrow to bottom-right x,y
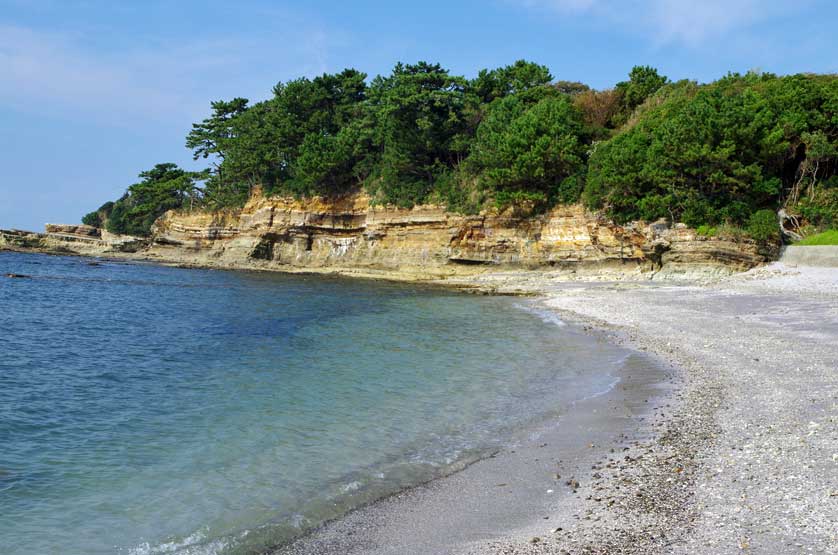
0,20 -> 340,128
512,0 -> 811,46
0,24 -> 190,123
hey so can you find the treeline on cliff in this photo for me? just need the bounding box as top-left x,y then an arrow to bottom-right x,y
85,62 -> 837,240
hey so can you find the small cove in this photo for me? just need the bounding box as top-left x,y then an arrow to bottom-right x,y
2,251 -> 641,555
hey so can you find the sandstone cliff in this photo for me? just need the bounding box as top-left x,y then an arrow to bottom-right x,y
141,194 -> 768,280
1,195 -> 771,280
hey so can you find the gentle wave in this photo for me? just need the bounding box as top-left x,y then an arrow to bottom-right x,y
513,302 -> 568,327
128,528 -> 234,555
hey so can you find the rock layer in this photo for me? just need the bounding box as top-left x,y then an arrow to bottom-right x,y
2,194 -> 771,279
0,226 -> 145,256
144,194 -> 769,279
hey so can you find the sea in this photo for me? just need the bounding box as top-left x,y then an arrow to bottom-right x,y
0,251 -> 629,555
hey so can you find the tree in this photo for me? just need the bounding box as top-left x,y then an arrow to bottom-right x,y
468,95 -> 587,205
289,129 -> 359,196
186,97 -> 248,202
471,60 -> 553,104
82,62 -> 835,231
189,69 -> 369,203
613,65 -> 669,124
280,69 -> 369,195
785,130 -> 837,207
272,68 -> 367,140
81,201 -> 114,228
365,62 -> 479,205
554,80 -> 590,96
584,72 -> 838,231
186,97 -> 249,162
573,89 -> 622,131
105,163 -> 201,236
81,211 -> 102,227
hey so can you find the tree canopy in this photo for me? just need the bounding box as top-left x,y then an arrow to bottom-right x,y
87,64 -> 838,240
584,72 -> 838,231
93,163 -> 203,236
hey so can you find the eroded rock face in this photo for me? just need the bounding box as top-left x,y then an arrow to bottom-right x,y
0,229 -> 47,251
2,195 -> 768,278
45,224 -> 101,238
145,194 -> 768,278
0,226 -> 146,256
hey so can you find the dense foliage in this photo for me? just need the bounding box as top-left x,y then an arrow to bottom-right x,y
87,63 -> 837,240
584,73 -> 838,234
92,164 -> 203,236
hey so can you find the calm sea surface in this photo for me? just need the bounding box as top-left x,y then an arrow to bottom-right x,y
0,252 -> 627,554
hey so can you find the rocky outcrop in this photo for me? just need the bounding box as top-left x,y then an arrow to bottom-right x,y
0,229 -> 48,251
142,194 -> 768,279
2,194 -> 770,279
0,226 -> 146,256
44,223 -> 101,238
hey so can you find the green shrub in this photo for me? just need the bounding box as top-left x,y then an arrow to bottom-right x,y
696,225 -> 717,237
636,194 -> 671,221
716,224 -> 747,241
797,185 -> 838,230
429,170 -> 483,215
747,209 -> 779,243
681,196 -> 717,228
493,190 -> 547,211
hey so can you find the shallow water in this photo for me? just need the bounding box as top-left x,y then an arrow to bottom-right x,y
0,252 -> 628,555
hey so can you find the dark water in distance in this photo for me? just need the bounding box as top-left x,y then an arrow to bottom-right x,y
0,252 -> 628,554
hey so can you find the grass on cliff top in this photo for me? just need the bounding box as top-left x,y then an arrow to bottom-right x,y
796,230 -> 838,246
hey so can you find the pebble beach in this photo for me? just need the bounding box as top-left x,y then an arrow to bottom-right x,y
279,262 -> 838,554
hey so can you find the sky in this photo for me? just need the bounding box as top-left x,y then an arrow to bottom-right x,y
1,0 -> 836,231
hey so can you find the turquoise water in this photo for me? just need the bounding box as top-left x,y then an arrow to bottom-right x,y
0,252 -> 626,555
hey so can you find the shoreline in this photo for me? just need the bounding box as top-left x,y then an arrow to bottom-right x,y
2,250 -> 679,553
527,270 -> 836,554
273,312 -> 678,555
4,249 -> 835,553
0,243 -> 746,293
275,265 -> 838,554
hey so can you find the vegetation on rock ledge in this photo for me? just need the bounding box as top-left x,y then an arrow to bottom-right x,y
87,63 -> 837,240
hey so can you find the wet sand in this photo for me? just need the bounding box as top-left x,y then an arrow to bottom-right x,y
276,262 -> 838,554
274,328 -> 676,554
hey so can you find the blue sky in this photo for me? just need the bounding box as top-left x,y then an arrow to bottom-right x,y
1,0 -> 836,231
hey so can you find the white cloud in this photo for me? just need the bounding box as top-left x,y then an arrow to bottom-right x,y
0,21 -> 339,127
514,0 -> 803,46
645,0 -> 763,45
